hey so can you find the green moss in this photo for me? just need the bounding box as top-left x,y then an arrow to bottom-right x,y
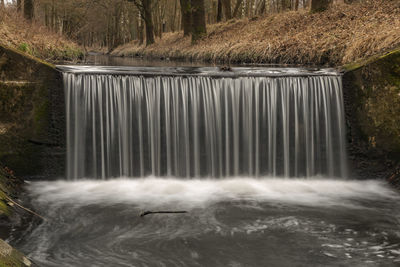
33,100 -> 49,137
0,178 -> 11,219
17,43 -> 31,55
342,62 -> 362,72
344,46 -> 400,161
342,46 -> 400,72
0,239 -> 32,267
1,44 -> 56,70
64,46 -> 84,60
0,200 -> 10,217
48,45 -> 83,61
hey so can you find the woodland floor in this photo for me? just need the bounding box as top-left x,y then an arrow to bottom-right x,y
0,9 -> 82,62
112,0 -> 400,66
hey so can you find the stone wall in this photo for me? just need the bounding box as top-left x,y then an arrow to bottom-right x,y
342,48 -> 400,184
0,45 -> 65,178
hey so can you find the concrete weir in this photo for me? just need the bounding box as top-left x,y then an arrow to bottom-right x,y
342,47 -> 400,184
0,45 -> 65,178
0,44 -> 399,182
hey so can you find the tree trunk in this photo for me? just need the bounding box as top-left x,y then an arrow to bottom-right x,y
113,6 -> 122,48
138,17 -> 144,45
51,1 -> 55,30
171,0 -> 178,32
259,0 -> 266,14
295,0 -> 299,10
180,0 -> 191,36
191,0 -> 206,43
17,0 -> 22,11
282,0 -> 291,10
24,0 -> 34,21
143,2 -> 155,46
221,0 -> 232,20
128,0 -> 154,45
44,4 -> 49,26
216,0 -> 222,22
232,0 -> 243,17
310,0 -> 330,12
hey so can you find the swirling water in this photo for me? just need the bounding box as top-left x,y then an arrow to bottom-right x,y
12,178 -> 400,266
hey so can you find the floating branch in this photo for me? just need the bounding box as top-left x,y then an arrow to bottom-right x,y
139,211 -> 188,217
4,194 -> 47,221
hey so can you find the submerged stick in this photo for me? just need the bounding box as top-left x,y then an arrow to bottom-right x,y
4,195 -> 47,221
139,211 -> 188,217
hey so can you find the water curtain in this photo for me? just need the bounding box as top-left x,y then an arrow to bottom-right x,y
64,72 -> 347,179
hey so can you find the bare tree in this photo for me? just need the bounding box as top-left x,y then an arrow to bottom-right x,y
128,0 -> 155,45
180,0 -> 191,36
27,0 -> 355,50
233,0 -> 243,17
221,0 -> 231,20
17,0 -> 22,11
191,0 -> 206,42
216,0 -> 222,22
24,0 -> 34,20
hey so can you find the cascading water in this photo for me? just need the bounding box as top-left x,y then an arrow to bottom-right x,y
63,67 -> 347,179
13,66 -> 400,267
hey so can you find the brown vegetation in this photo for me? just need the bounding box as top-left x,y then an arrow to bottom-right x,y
0,8 -> 82,62
112,0 -> 400,66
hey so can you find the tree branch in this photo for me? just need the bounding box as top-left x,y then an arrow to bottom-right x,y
139,210 -> 188,217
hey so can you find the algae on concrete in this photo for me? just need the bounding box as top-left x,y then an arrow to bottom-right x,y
0,44 -> 65,178
343,47 -> 400,182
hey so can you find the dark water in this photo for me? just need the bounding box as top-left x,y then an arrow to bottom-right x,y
11,178 -> 400,267
83,54 -> 215,68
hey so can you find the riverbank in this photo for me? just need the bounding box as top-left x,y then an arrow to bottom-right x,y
112,0 -> 400,66
0,8 -> 83,62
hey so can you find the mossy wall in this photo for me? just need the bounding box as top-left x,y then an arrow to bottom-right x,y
342,48 -> 400,182
0,45 -> 65,178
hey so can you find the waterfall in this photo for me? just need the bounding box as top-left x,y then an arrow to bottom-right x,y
63,69 -> 347,179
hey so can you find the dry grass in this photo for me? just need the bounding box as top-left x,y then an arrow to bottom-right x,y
0,8 -> 82,62
112,0 -> 400,66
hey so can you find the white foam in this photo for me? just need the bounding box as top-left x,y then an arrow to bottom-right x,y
27,177 -> 399,209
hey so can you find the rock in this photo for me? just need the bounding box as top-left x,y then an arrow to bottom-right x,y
0,239 -> 33,267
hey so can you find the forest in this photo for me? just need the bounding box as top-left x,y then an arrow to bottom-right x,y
1,0 -> 354,49
1,0 -> 398,66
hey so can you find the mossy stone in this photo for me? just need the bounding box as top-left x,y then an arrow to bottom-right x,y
0,44 -> 65,177
343,46 -> 400,179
